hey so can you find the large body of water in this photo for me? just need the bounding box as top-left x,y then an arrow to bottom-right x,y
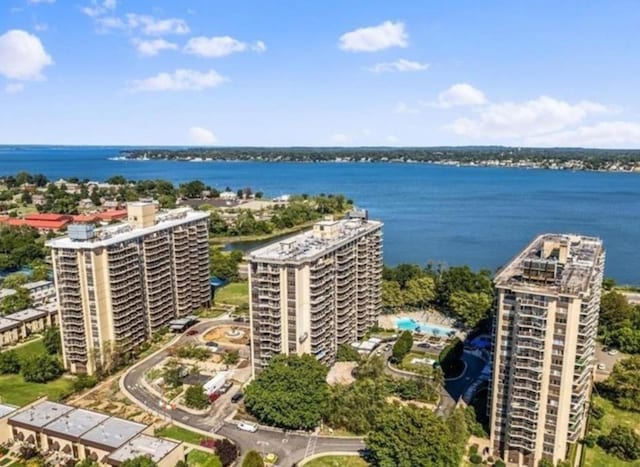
1,146 -> 639,284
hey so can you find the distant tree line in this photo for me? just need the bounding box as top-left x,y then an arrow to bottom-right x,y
121,146 -> 640,171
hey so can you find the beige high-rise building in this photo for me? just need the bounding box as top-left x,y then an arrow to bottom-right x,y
248,212 -> 382,374
489,234 -> 604,466
47,202 -> 211,374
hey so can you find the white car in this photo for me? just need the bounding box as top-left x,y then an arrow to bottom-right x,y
237,421 -> 258,433
607,349 -> 619,356
597,363 -> 606,370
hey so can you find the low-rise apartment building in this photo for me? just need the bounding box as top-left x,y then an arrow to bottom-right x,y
47,202 -> 211,374
489,234 -> 605,466
7,401 -> 182,466
0,307 -> 57,348
248,211 -> 383,374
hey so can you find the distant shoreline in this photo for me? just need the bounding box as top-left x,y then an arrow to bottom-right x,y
117,156 -> 640,173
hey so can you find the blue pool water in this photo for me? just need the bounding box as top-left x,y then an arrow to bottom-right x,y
395,317 -> 455,336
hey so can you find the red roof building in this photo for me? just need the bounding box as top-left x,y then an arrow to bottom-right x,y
25,213 -> 73,222
71,214 -> 99,223
96,209 -> 128,221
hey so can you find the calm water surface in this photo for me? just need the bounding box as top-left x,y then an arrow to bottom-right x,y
1,146 -> 638,284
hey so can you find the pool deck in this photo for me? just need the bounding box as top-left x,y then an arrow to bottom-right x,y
378,310 -> 459,335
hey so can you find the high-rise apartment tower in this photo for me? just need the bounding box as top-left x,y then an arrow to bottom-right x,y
48,202 -> 211,374
248,212 -> 382,374
489,234 -> 604,466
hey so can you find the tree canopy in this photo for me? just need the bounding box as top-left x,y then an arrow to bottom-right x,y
598,356 -> 640,412
366,405 -> 467,467
391,331 -> 413,363
20,354 -> 63,383
597,425 -> 640,461
599,291 -> 640,354
244,354 -> 329,430
241,450 -> 264,467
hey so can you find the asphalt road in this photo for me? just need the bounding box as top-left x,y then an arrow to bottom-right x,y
122,318 -> 365,466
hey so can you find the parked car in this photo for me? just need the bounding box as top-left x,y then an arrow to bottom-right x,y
231,391 -> 244,403
607,349 -> 619,356
206,341 -> 219,347
208,391 -> 222,403
597,363 -> 606,370
237,421 -> 257,433
220,381 -> 233,394
417,343 -> 430,349
186,329 -> 199,336
233,316 -> 248,323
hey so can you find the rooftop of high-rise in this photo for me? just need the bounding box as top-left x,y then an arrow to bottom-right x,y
249,212 -> 382,263
46,203 -> 208,250
494,233 -> 604,295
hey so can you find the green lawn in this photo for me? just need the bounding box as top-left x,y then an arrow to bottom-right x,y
0,338 -> 73,407
0,373 -> 74,406
214,282 -> 249,307
583,395 -> 640,466
12,338 -> 46,359
187,449 -> 222,467
304,455 -> 369,467
155,425 -> 211,445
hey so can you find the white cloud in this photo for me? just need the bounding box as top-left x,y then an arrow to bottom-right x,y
331,133 -> 351,144
339,21 -> 408,52
368,58 -> 428,73
34,23 -> 48,32
129,69 -> 227,92
125,14 -> 189,36
81,0 -> 116,18
5,83 -> 25,94
394,101 -> 420,115
184,36 -> 266,58
526,121 -> 640,148
450,96 -> 610,139
133,38 -> 177,56
95,16 -> 126,31
436,83 -> 487,108
188,126 -> 217,145
0,30 -> 53,80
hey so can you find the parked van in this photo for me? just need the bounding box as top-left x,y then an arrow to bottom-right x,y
237,421 -> 258,433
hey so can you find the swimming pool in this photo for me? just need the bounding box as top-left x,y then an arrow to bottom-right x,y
395,317 -> 455,336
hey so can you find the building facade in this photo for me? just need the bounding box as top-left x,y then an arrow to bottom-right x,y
489,234 -> 605,466
248,212 -> 383,374
47,203 -> 211,374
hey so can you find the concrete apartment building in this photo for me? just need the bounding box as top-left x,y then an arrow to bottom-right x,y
248,212 -> 383,374
47,202 -> 211,374
489,234 -> 605,466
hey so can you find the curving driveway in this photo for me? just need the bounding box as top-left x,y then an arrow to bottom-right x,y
121,318 -> 365,466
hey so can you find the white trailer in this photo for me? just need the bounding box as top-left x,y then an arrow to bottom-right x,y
203,372 -> 229,395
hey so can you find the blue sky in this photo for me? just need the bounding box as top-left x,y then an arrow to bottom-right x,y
1,0 -> 640,147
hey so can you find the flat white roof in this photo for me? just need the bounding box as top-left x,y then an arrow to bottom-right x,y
107,434 -> 179,464
10,401 -> 74,428
47,208 -> 208,250
249,218 -> 382,263
80,416 -> 146,449
44,408 -> 109,438
5,308 -> 46,322
0,403 -> 18,419
22,280 -> 53,290
0,316 -> 19,332
0,289 -> 17,299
